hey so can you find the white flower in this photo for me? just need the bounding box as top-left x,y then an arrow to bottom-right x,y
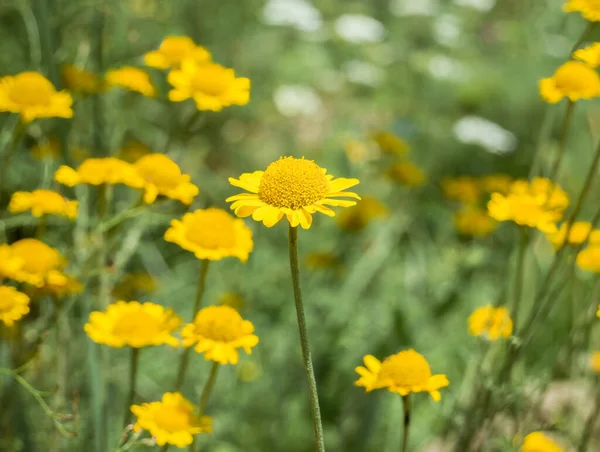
334,14 -> 385,43
453,0 -> 496,12
391,0 -> 438,16
262,0 -> 323,32
433,15 -> 461,47
273,85 -> 323,117
343,60 -> 384,86
427,55 -> 470,81
453,116 -> 517,155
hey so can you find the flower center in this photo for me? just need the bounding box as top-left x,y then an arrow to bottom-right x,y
379,350 -> 432,387
258,157 -> 329,210
184,209 -> 237,249
153,406 -> 192,432
191,64 -> 234,96
555,62 -> 598,93
10,239 -> 62,274
10,72 -> 55,106
195,306 -> 245,342
135,154 -> 182,189
112,311 -> 162,341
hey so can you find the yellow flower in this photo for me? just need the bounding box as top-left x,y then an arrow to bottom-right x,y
547,221 -> 592,248
219,292 -> 245,311
589,229 -> 600,244
84,301 -> 181,348
573,42 -> 600,68
564,0 -> 600,22
454,207 -> 497,237
164,208 -> 253,262
31,137 -> 60,160
386,161 -> 426,187
337,196 -> 389,232
0,245 -> 28,283
344,139 -> 372,164
480,174 -> 513,195
8,239 -> 66,287
441,177 -> 480,205
372,131 -> 409,155
539,61 -> 600,103
590,351 -> 600,373
181,305 -> 259,365
106,67 -> 155,97
37,271 -> 83,298
468,305 -> 513,340
134,153 -> 199,204
355,349 -> 449,401
487,178 -> 569,233
226,157 -> 360,229
521,432 -> 563,452
113,272 -> 157,300
117,140 -> 152,163
131,392 -> 212,447
0,72 -> 73,123
168,60 -> 250,111
576,246 -> 600,272
0,286 -> 30,326
61,64 -> 103,95
55,157 -> 145,188
9,190 -> 78,219
144,36 -> 211,69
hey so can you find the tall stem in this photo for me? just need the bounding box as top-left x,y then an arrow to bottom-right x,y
577,380 -> 600,452
0,122 -> 25,207
547,100 -> 574,182
91,2 -> 105,155
288,225 -> 326,452
401,395 -> 411,452
511,228 -> 528,329
198,361 -> 220,415
123,348 -> 140,427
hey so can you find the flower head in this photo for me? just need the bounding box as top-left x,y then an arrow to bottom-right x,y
576,245 -> 600,272
227,157 -> 360,229
468,305 -> 513,340
372,131 -> 409,155
337,196 -> 389,232
0,72 -> 73,122
547,221 -> 592,248
9,190 -> 78,219
521,432 -> 563,452
573,42 -> 600,68
539,61 -> 600,103
113,272 -> 157,300
106,67 -> 155,97
386,161 -> 426,187
131,392 -> 212,447
0,286 -> 30,326
144,36 -> 211,69
454,207 -> 497,237
181,305 -> 258,365
134,153 -> 199,204
8,239 -> 66,287
442,177 -> 480,205
61,64 -> 103,95
84,301 -> 181,348
55,157 -> 145,188
591,351 -> 600,373
164,208 -> 253,262
168,60 -> 250,111
31,137 -> 60,160
564,0 -> 600,22
355,349 -> 449,401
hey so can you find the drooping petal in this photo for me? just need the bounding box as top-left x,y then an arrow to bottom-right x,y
328,177 -> 360,193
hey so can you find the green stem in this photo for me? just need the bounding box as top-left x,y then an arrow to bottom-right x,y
0,122 -> 25,207
571,22 -> 598,54
288,225 -> 326,452
123,348 -> 140,427
401,395 -> 411,452
91,2 -> 105,155
198,361 -> 219,415
511,228 -> 528,329
547,100 -> 574,182
577,379 -> 600,452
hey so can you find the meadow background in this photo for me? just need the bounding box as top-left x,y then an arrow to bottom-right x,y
1,0 -> 600,451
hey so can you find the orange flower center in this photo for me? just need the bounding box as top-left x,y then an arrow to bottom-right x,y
153,406 -> 192,432
10,72 -> 55,106
379,350 -> 432,387
135,154 -> 182,189
184,209 -> 237,249
195,306 -> 246,342
191,64 -> 233,96
112,311 -> 162,341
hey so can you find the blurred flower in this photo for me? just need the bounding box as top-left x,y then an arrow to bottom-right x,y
305,251 -> 340,270
386,161 -> 426,186
521,432 -> 563,452
576,245 -> 600,272
0,245 -> 28,284
219,292 -> 245,311
84,301 -> 181,348
453,116 -> 517,155
343,60 -> 384,86
106,67 -> 155,97
433,14 -> 461,47
131,392 -> 212,447
9,189 -> 78,219
168,60 -> 250,111
539,61 -> 600,103
144,36 -> 210,69
454,207 -> 497,237
344,139 -> 372,164
334,14 -> 385,43
61,64 -> 103,95
480,174 -> 513,195
573,42 -> 600,68
273,84 -> 323,117
236,360 -> 262,381
591,352 -> 600,373
488,178 -> 569,233
113,272 -> 157,300
468,305 -> 513,340
454,0 -> 496,11
181,305 -> 259,365
134,153 -> 199,204
8,239 -> 66,287
588,229 -> 600,244
355,350 -> 449,401
35,271 -> 82,298
31,137 -> 60,159
441,177 -> 480,205
262,0 -> 323,33
0,286 -> 30,326
55,157 -> 145,188
165,208 -> 253,262
337,196 -> 389,232
427,55 -> 471,82
547,221 -> 592,248
564,0 -> 600,22
0,72 -> 73,123
118,140 -> 152,163
391,0 -> 438,16
227,157 -> 360,229
372,131 -> 409,156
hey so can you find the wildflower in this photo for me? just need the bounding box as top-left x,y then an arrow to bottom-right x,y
131,392 -> 212,447
589,229 -> 600,244
55,157 -> 145,188
468,305 -> 513,340
386,161 -> 426,187
31,137 -> 60,159
8,239 -> 65,287
144,36 -> 211,69
168,60 -> 250,111
576,246 -> 600,272
521,432 -> 563,452
547,221 -> 592,248
539,61 -> 600,103
591,352 -> 600,373
84,301 -> 181,348
227,157 -> 360,229
372,131 -> 409,155
442,177 -> 480,205
181,305 -> 259,365
355,349 -> 449,401
37,271 -> 83,298
564,0 -> 600,22
481,174 -> 513,195
9,190 -> 78,219
118,140 -> 152,163
0,72 -> 73,122
134,153 -> 199,204
337,196 -> 389,232
219,292 -> 245,311
61,64 -> 103,95
344,139 -> 372,163
454,207 -> 497,237
0,286 -> 30,326
164,208 -> 253,262
0,245 -> 27,283
106,67 -> 155,97
573,42 -> 600,68
113,272 -> 157,300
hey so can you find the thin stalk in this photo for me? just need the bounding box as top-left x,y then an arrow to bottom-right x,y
0,122 -> 25,206
123,348 -> 140,427
577,379 -> 600,452
571,23 -> 598,54
511,228 -> 528,329
547,100 -> 574,182
198,362 -> 219,415
401,395 -> 411,452
288,225 -> 326,452
91,2 -> 105,155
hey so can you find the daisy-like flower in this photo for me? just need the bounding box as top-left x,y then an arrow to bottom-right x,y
36,272 -> 83,298
131,392 -> 212,447
9,189 -> 78,219
227,157 -> 360,229
0,245 -> 27,283
468,305 -> 513,341
576,245 -> 600,272
480,174 -> 513,195
0,72 -> 73,123
144,36 -> 211,69
454,207 -> 497,237
441,177 -> 480,205
181,305 -> 259,365
336,196 -> 389,232
164,208 -> 253,262
372,131 -> 409,155
590,351 -> 600,373
355,349 -> 449,401
134,153 -> 199,204
106,67 -> 155,97
547,221 -> 592,248
0,286 -> 30,326
539,61 -> 600,103
168,60 -> 250,111
84,301 -> 181,348
55,157 -> 145,188
488,178 -> 569,233
521,432 -> 563,452
31,137 -> 60,160
386,161 -> 426,187
564,0 -> 600,22
61,64 -> 104,95
8,239 -> 66,287
573,42 -> 600,68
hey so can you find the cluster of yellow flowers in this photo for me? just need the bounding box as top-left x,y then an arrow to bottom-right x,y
371,131 -> 426,187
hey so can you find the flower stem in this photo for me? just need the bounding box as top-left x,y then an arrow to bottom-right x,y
511,227 -> 528,329
577,379 -> 600,452
198,361 -> 219,415
123,348 -> 140,427
401,395 -> 411,452
547,100 -> 574,182
288,224 -> 326,452
0,121 -> 25,207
